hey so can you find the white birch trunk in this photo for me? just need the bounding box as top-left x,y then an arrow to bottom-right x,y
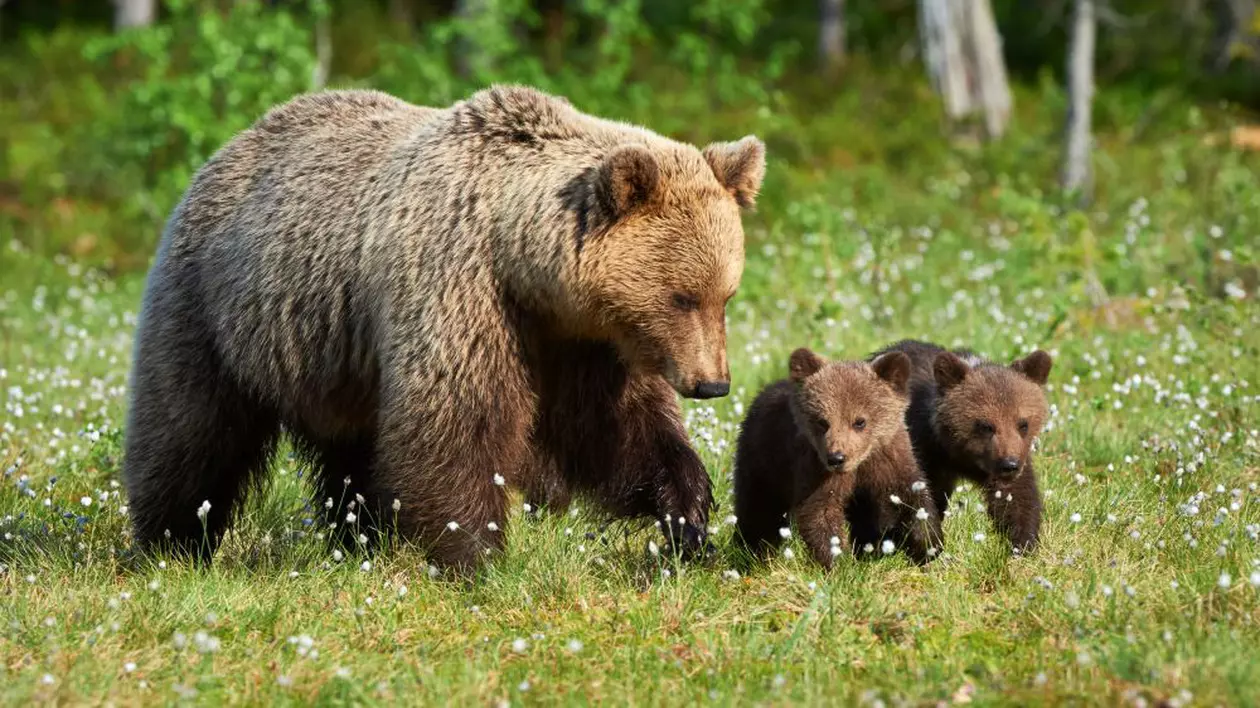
113,0 -> 155,30
1062,0 -> 1096,197
918,0 -> 1013,139
819,0 -> 847,73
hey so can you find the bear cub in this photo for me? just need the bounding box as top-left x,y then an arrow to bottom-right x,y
872,340 -> 1053,553
733,348 -> 941,569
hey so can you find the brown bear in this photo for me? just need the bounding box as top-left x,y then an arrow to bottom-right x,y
870,340 -> 1053,553
121,85 -> 766,572
732,348 -> 940,570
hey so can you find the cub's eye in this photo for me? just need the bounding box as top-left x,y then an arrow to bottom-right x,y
814,418 -> 831,433
671,293 -> 700,311
1017,419 -> 1030,435
974,421 -> 996,437
852,418 -> 866,432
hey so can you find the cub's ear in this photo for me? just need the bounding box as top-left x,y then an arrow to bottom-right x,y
702,136 -> 766,209
789,347 -> 825,383
871,351 -> 911,397
1011,350 -> 1053,386
595,144 -> 661,219
933,352 -> 969,392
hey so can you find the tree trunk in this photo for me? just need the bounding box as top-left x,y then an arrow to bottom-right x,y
541,0 -> 567,71
918,0 -> 1013,140
113,0 -> 156,30
312,4 -> 332,91
388,0 -> 415,39
819,0 -> 846,74
1062,0 -> 1095,199
1209,0 -> 1258,71
454,0 -> 490,79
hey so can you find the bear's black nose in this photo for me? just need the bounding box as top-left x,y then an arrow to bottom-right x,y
826,451 -> 846,468
997,457 -> 1020,473
692,381 -> 730,399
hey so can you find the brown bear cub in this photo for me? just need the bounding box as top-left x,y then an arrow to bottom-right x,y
733,348 -> 941,569
871,340 -> 1053,553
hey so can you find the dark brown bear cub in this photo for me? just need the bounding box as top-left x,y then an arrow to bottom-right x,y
733,348 -> 941,569
871,340 -> 1053,553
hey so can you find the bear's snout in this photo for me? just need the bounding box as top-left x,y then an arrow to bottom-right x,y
691,381 -> 730,399
825,451 -> 846,469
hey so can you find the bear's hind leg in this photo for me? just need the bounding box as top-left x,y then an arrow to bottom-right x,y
123,326 -> 279,560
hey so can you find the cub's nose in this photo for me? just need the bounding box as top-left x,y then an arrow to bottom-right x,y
826,451 -> 846,469
692,381 -> 730,399
997,457 -> 1021,473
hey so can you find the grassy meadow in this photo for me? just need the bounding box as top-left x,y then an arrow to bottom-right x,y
2,24 -> 1260,706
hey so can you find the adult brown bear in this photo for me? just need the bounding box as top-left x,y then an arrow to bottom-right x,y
122,85 -> 765,572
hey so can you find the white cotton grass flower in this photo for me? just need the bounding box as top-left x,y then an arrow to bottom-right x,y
916,507 -> 930,520
196,500 -> 210,518
446,521 -> 460,531
345,511 -> 357,523
511,638 -> 529,653
647,540 -> 659,556
783,548 -> 795,560
487,522 -> 499,532
1070,513 -> 1082,523
1219,572 -> 1232,589
360,560 -> 372,572
80,496 -> 92,507
973,532 -> 986,542
881,540 -> 895,555
778,527 -> 792,539
493,473 -> 506,486
889,494 -> 902,505
392,499 -> 401,512
911,481 -> 926,492
523,502 -> 532,513
567,639 -> 584,653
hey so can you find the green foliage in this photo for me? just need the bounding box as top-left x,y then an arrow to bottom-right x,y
81,0 -> 320,222
0,3 -> 1259,704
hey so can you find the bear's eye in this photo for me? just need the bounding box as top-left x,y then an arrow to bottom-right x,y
813,418 -> 830,434
852,418 -> 866,432
1017,419 -> 1029,435
974,421 -> 996,437
671,293 -> 700,311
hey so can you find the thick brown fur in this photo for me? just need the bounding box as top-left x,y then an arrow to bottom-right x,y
732,349 -> 940,569
871,340 -> 1053,553
122,85 -> 765,572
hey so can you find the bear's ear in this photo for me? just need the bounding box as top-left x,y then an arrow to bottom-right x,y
596,144 -> 661,219
789,347 -> 825,383
1011,350 -> 1053,386
933,352 -> 969,392
702,136 -> 766,209
871,351 -> 911,397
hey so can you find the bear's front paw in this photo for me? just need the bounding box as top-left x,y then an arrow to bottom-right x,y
660,513 -> 715,562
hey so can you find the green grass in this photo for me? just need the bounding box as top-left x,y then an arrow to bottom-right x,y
2,78 -> 1260,705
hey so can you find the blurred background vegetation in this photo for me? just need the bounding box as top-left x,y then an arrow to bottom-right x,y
0,0 -> 1257,292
